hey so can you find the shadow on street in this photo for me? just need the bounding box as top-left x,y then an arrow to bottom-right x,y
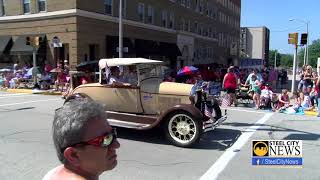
116,127 -> 242,150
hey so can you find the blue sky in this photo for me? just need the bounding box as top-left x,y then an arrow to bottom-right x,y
241,0 -> 320,54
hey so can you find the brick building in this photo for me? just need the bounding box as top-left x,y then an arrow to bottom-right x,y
0,0 -> 241,70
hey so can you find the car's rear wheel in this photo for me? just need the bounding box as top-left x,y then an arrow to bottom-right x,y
164,111 -> 201,147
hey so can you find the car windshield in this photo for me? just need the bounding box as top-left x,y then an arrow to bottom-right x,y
137,64 -> 168,80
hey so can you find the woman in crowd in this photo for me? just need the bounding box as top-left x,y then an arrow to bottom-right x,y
276,89 -> 290,112
248,75 -> 261,109
222,66 -> 238,106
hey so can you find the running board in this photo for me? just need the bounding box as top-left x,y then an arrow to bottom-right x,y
107,119 -> 152,129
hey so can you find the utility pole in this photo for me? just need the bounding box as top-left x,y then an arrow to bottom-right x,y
119,0 -> 123,58
291,45 -> 298,93
274,51 -> 277,69
288,32 -> 298,93
306,22 -> 309,65
32,47 -> 37,84
303,46 -> 307,66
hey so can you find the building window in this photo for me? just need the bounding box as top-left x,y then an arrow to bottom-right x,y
147,5 -> 154,24
38,0 -> 46,12
89,44 -> 99,61
161,10 -> 167,28
194,21 -> 198,34
0,0 -> 5,16
121,0 -> 126,18
186,0 -> 191,8
23,0 -> 30,14
184,20 -> 189,32
181,18 -> 185,31
199,0 -> 203,13
169,12 -> 174,29
104,0 -> 112,15
138,3 -> 145,23
180,0 -> 186,6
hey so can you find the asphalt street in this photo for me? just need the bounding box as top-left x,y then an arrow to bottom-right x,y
0,92 -> 319,180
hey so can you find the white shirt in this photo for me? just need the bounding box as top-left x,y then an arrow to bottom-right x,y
108,75 -> 125,85
261,89 -> 273,98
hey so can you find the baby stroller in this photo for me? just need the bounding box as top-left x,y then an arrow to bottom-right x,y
236,84 -> 253,106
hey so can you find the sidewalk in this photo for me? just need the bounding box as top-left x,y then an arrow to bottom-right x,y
0,87 -> 62,95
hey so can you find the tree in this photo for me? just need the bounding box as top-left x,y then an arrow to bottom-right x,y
280,54 -> 294,67
298,39 -> 320,67
269,50 -> 281,68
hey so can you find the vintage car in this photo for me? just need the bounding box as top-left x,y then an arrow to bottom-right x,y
68,58 -> 227,147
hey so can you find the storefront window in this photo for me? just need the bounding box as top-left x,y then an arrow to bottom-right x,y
23,0 -> 30,14
38,0 -> 46,12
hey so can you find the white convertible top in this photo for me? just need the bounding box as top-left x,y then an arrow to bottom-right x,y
99,58 -> 163,69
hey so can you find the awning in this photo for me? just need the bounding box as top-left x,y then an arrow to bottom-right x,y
159,42 -> 182,57
10,34 -> 46,55
134,39 -> 160,57
106,36 -> 135,56
0,36 -> 13,55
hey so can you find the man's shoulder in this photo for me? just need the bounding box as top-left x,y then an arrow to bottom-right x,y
42,166 -> 61,180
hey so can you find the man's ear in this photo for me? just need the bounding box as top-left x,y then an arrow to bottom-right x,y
64,147 -> 81,166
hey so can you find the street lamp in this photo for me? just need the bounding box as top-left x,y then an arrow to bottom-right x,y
289,18 -> 309,65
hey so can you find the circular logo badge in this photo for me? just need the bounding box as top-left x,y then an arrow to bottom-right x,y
253,141 -> 268,156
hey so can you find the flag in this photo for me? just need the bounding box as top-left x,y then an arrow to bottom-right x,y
221,94 -> 230,107
204,104 -> 212,118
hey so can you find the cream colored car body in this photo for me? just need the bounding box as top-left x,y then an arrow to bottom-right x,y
70,58 -> 197,130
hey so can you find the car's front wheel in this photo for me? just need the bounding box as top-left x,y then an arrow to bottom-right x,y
164,111 -> 201,147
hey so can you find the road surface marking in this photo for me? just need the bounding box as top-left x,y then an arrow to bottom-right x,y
222,107 -> 269,114
0,93 -> 29,97
0,94 -> 36,99
0,99 -> 59,107
199,113 -> 273,180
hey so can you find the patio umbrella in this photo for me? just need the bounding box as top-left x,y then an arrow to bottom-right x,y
177,66 -> 199,76
0,68 -> 12,73
27,67 -> 41,76
50,68 -> 63,73
76,60 -> 99,72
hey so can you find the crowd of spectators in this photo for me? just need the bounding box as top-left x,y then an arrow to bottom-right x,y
0,60 -> 72,92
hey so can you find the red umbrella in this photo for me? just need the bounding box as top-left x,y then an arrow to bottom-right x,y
177,66 -> 199,76
50,68 -> 63,73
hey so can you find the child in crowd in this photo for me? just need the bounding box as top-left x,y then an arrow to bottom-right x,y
276,89 -> 290,112
292,91 -> 302,111
271,93 -> 279,111
301,92 -> 314,111
260,84 -> 273,109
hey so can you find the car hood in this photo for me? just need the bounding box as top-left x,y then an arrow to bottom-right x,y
159,82 -> 193,96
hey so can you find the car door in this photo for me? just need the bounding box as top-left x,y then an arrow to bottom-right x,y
110,86 -> 143,113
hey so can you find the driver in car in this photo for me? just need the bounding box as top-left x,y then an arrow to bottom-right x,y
189,72 -> 205,104
108,66 -> 130,86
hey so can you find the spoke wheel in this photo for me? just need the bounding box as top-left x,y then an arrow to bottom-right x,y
164,111 -> 201,147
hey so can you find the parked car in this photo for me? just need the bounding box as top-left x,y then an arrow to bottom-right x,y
67,58 -> 227,147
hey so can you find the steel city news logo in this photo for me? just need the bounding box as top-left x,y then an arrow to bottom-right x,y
252,140 -> 303,167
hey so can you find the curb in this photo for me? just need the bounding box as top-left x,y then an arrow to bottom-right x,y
1,88 -> 62,95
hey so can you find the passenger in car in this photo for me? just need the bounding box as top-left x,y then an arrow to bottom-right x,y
123,65 -> 138,86
108,66 -> 127,86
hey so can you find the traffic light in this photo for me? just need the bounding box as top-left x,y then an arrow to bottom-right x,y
300,33 -> 308,45
288,32 -> 298,45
